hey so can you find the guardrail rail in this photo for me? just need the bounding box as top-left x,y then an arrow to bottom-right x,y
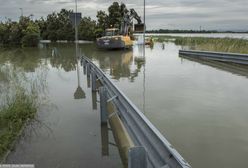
179,50 -> 248,65
81,56 -> 191,168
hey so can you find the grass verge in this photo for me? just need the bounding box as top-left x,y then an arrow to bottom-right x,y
154,36 -> 248,54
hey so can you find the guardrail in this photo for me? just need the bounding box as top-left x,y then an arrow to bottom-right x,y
81,56 -> 191,168
180,54 -> 248,78
179,50 -> 248,65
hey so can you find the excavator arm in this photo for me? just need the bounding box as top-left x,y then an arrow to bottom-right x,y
130,9 -> 142,24
120,8 -> 143,35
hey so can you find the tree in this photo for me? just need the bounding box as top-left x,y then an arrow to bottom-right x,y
0,16 -> 39,47
46,12 -> 59,42
44,9 -> 74,42
0,2 -> 141,47
22,22 -> 40,47
56,9 -> 74,41
9,22 -> 22,45
108,2 -> 122,28
78,17 -> 97,40
36,17 -> 48,39
0,22 -> 9,45
96,10 -> 108,37
96,2 -> 139,35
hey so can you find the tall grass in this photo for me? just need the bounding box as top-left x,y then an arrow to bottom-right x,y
0,89 -> 38,160
0,59 -> 47,161
156,36 -> 248,54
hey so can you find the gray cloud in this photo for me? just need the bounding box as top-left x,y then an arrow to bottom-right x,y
0,0 -> 248,31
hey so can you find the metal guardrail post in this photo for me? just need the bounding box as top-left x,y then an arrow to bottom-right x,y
86,63 -> 91,77
91,70 -> 97,92
179,50 -> 248,65
82,60 -> 86,75
101,123 -> 109,156
99,87 -> 108,124
128,147 -> 148,168
92,91 -> 97,110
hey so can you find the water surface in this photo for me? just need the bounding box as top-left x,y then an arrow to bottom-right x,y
1,41 -> 248,168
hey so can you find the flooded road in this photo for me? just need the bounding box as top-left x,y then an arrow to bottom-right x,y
1,41 -> 248,168
1,46 -> 122,167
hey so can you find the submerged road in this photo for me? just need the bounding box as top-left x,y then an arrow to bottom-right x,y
2,42 -> 248,168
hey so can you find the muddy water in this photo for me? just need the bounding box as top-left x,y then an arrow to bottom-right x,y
1,41 -> 248,168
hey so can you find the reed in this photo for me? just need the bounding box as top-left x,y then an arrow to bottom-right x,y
0,89 -> 38,160
0,62 -> 46,161
156,36 -> 248,54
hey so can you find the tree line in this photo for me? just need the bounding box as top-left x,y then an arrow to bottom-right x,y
0,2 -> 137,47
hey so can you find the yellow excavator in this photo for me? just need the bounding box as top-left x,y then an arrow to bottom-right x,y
96,9 -> 144,50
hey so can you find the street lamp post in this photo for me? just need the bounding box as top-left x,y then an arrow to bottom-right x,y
75,0 -> 78,44
73,0 -> 86,100
19,8 -> 23,17
143,0 -> 145,45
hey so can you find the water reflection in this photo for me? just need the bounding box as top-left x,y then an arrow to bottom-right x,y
2,42 -> 248,168
162,43 -> 165,50
101,124 -> 109,156
74,84 -> 86,99
49,44 -> 77,72
0,44 -> 147,81
74,43 -> 86,99
1,44 -> 122,167
180,54 -> 248,78
38,43 -> 146,82
96,47 -> 145,82
0,48 -> 46,72
84,63 -> 126,167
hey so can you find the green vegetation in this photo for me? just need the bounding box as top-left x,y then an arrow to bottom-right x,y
0,56 -> 46,161
147,29 -> 248,34
147,29 -> 218,34
156,36 -> 248,54
96,2 -> 132,37
0,89 -> 38,160
0,2 -> 139,47
0,17 -> 40,47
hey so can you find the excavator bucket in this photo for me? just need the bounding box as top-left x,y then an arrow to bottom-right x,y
134,24 -> 145,33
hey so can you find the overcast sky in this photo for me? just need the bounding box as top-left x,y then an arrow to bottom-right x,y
1,0 -> 248,31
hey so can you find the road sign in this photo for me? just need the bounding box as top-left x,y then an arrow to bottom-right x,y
69,13 -> 81,27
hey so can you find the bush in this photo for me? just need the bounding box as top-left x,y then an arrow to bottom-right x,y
22,34 -> 40,47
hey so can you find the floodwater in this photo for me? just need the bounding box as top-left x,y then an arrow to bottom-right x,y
144,33 -> 248,39
1,41 -> 248,168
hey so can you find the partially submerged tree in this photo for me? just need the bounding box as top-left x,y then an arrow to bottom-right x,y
0,16 -> 40,47
78,17 -> 97,41
96,10 -> 108,37
22,22 -> 40,47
